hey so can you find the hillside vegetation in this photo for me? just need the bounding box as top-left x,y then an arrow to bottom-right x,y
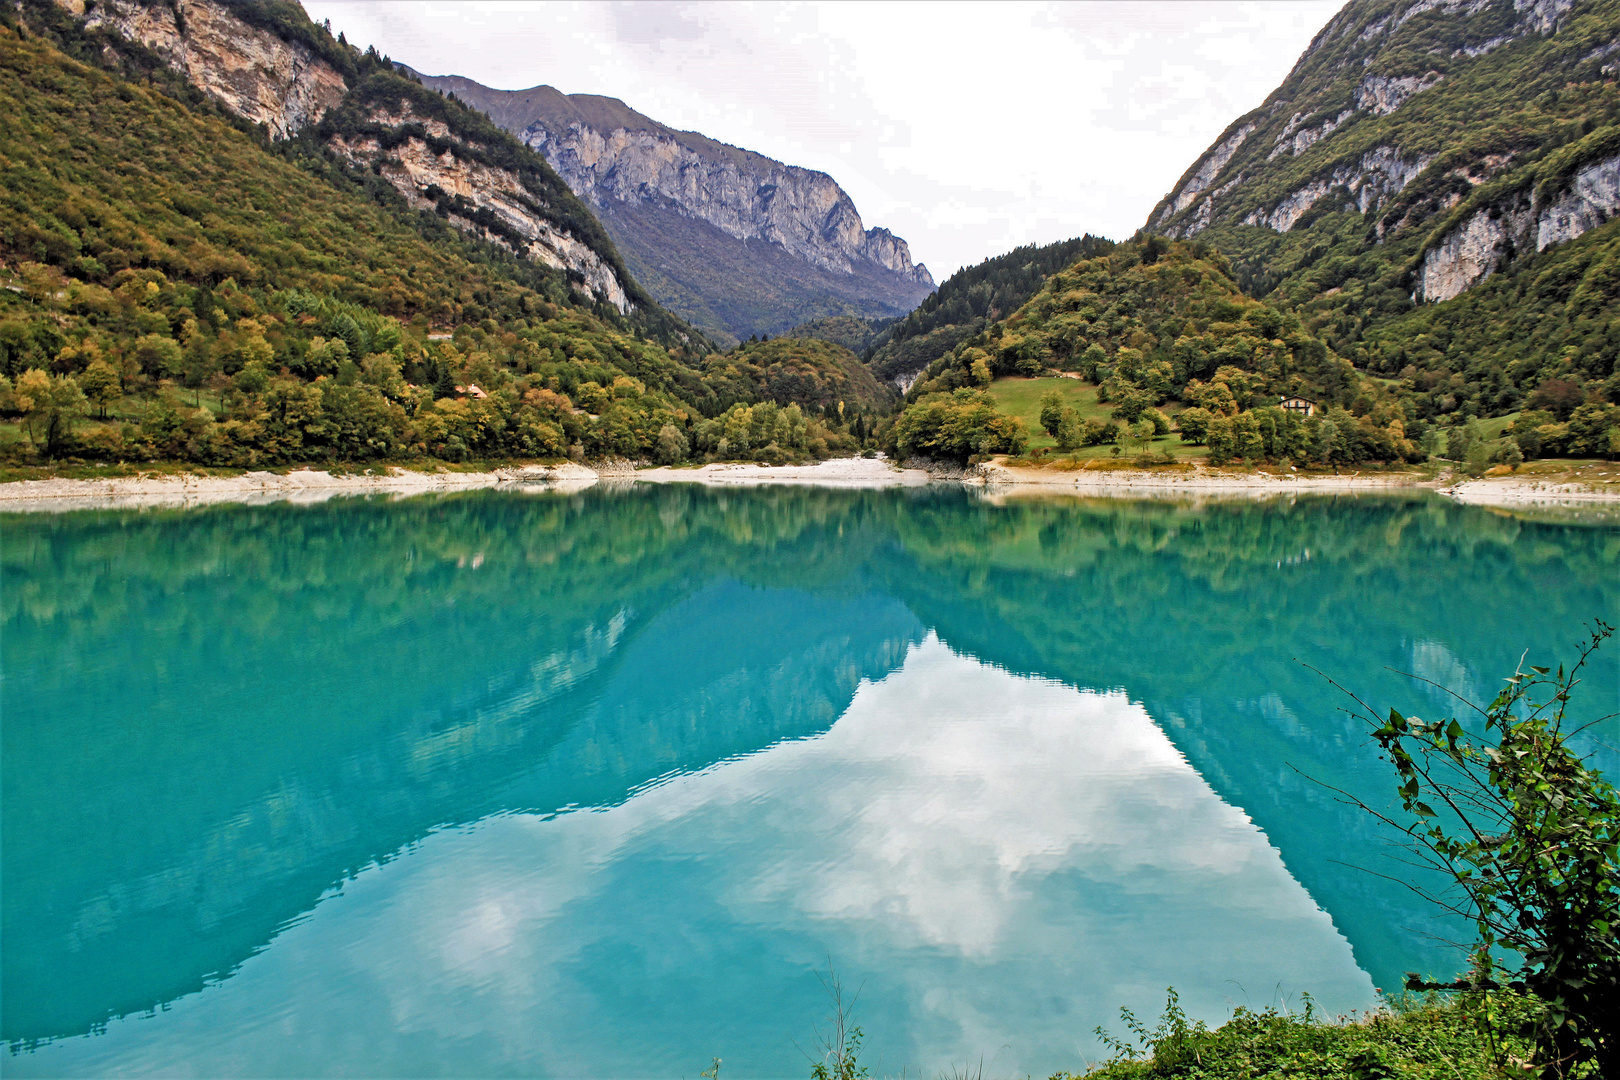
865,235 -> 1114,382
0,23 -> 876,470
893,238 -> 1436,466
1149,0 -> 1620,442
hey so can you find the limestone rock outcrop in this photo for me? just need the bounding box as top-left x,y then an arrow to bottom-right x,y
327,113 -> 630,312
540,119 -> 929,284
1416,153 -> 1620,301
405,73 -> 935,343
55,0 -> 636,313
73,0 -> 347,138
1146,0 -> 1612,305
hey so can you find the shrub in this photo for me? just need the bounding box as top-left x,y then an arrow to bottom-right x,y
1336,623 -> 1619,1077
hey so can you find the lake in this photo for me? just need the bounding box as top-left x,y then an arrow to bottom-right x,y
4,484 -> 1616,1078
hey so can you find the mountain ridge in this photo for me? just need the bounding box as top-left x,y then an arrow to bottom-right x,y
403,68 -> 935,346
1142,0 -> 1620,428
65,0 -> 664,325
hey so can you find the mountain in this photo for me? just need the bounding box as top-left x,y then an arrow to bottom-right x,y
0,0 -> 882,470
1146,0 -> 1620,423
403,71 -> 936,347
62,0 -> 660,324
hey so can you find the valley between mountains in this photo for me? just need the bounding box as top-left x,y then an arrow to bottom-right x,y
0,0 -> 1617,496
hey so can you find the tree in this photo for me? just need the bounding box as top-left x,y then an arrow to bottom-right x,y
132,333 -> 183,380
655,422 -> 688,464
1055,409 -> 1085,452
1206,416 -> 1236,465
1039,389 -> 1065,439
1314,419 -> 1341,465
1330,623 -> 1618,1077
79,359 -> 123,419
14,369 -> 88,456
1526,378 -> 1585,421
1176,407 -> 1212,444
893,389 -> 1026,462
1109,387 -> 1153,424
1130,418 -> 1155,456
1447,420 -> 1479,462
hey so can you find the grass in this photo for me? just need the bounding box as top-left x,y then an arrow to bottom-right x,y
1474,412 -> 1519,441
987,377 -> 1204,460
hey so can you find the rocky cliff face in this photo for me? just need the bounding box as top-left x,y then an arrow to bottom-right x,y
325,104 -> 630,312
1146,0 -> 1618,306
58,0 -> 637,313
1416,152 -> 1620,300
531,118 -> 932,284
406,73 -> 935,344
70,0 -> 347,138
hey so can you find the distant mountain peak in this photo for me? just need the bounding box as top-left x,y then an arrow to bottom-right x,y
401,68 -> 934,344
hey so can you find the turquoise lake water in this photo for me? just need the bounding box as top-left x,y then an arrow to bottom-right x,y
3,485 -> 1617,1078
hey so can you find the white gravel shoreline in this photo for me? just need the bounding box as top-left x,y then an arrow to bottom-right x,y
0,457 -> 1613,511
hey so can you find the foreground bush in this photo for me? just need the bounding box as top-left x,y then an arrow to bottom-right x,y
1064,989 -> 1546,1079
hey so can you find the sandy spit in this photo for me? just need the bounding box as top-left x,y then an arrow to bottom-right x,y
969,460 -> 1620,508
0,463 -> 599,512
630,457 -> 932,488
1442,477 -> 1620,505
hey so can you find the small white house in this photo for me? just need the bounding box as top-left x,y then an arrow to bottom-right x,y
1279,395 -> 1316,417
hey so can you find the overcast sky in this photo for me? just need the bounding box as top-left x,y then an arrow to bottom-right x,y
300,1 -> 1341,280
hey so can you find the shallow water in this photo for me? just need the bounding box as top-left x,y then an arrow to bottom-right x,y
4,486 -> 1616,1077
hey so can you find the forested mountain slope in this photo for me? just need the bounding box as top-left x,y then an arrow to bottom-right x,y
405,71 -> 935,346
891,237 -> 1466,465
1148,0 -> 1620,422
64,0 -> 666,324
0,3 -> 875,468
865,235 -> 1114,385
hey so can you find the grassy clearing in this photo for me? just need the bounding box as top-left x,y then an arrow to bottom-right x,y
987,377 -> 1200,460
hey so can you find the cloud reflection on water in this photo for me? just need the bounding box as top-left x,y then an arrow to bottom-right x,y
18,634 -> 1373,1078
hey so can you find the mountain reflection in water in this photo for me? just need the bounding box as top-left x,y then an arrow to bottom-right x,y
4,485 -> 1616,1077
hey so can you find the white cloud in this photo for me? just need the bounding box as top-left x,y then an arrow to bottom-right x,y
301,0 -> 1340,278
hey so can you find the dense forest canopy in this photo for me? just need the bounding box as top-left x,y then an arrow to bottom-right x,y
864,235 -> 1115,382
890,238 -> 1444,465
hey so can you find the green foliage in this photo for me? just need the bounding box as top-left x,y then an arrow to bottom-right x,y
5,368 -> 85,456
1146,0 -> 1620,439
685,400 -> 850,464
907,238 -> 1350,404
786,315 -> 891,354
1039,388 -> 1066,439
891,388 -> 1027,462
1347,623 -> 1619,1077
0,26 -> 887,467
809,969 -> 869,1080
1067,988 -> 1545,1079
865,235 -> 1114,381
701,337 -> 895,415
894,239 -> 1424,466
